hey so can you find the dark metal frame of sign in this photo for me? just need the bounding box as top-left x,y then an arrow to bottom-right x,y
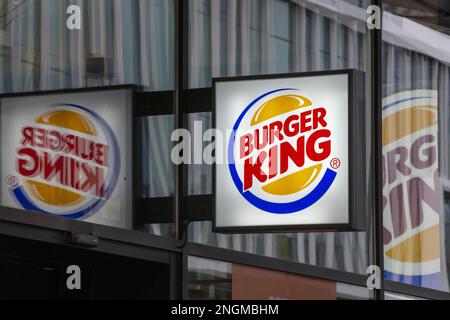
212,69 -> 366,234
0,85 -> 138,229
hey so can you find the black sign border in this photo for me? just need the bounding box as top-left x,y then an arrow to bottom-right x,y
212,69 -> 366,234
0,85 -> 137,229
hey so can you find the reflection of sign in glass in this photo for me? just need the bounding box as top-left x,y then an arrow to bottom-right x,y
214,70 -> 366,233
0,89 -> 133,229
383,90 -> 448,292
12,105 -> 119,220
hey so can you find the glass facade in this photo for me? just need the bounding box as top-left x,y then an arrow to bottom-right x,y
382,2 -> 450,293
0,0 -> 449,300
186,0 -> 372,276
188,0 -> 369,88
0,0 -> 175,92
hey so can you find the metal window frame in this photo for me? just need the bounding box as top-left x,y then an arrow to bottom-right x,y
183,243 -> 450,300
0,206 -> 177,264
371,0 -> 385,301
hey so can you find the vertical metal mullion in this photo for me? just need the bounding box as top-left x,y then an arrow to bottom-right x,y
169,251 -> 184,300
371,0 -> 384,301
174,0 -> 187,242
174,0 -> 188,300
181,249 -> 189,300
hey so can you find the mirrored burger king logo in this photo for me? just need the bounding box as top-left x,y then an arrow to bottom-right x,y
229,89 -> 339,213
9,104 -> 120,220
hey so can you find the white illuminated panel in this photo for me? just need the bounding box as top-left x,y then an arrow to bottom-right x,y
214,71 -> 365,232
0,89 -> 133,229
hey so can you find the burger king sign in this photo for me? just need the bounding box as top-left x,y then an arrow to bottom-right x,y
214,70 -> 366,233
0,88 -> 133,229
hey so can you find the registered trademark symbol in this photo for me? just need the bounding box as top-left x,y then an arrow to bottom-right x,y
5,175 -> 19,186
330,158 -> 341,169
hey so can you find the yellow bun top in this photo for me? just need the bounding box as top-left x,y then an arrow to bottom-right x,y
36,110 -> 97,136
382,106 -> 437,147
250,94 -> 312,126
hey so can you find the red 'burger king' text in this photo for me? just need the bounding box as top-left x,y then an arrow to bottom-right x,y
239,107 -> 331,191
16,126 -> 109,198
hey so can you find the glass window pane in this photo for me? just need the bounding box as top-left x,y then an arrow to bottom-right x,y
336,283 -> 371,300
188,256 -> 232,300
187,0 -> 372,276
0,0 -> 175,94
188,0 -> 371,87
137,115 -> 175,198
136,115 -> 175,238
187,112 -> 212,195
383,1 -> 450,293
188,222 -> 369,274
0,0 -> 176,238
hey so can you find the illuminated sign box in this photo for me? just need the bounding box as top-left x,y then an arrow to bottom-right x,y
213,70 -> 366,233
0,87 -> 134,229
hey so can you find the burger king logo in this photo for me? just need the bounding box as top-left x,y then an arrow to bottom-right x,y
383,90 -> 448,290
229,89 -> 339,214
7,104 -> 120,220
